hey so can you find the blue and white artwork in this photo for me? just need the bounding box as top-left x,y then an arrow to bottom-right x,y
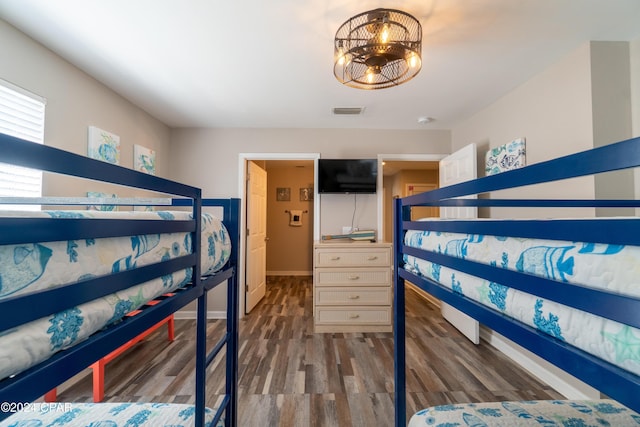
485,137 -> 526,175
87,191 -> 117,211
88,126 -> 120,165
134,144 -> 156,175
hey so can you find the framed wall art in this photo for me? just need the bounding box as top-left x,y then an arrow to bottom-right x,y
276,187 -> 290,201
300,187 -> 313,201
87,191 -> 117,211
88,126 -> 120,165
134,144 -> 156,175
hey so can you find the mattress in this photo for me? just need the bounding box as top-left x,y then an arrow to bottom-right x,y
0,210 -> 231,381
404,224 -> 640,376
408,399 -> 640,427
0,402 -> 222,427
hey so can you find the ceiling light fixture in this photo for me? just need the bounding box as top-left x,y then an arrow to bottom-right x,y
334,8 -> 422,90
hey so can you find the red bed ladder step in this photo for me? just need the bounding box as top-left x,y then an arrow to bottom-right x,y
44,294 -> 175,403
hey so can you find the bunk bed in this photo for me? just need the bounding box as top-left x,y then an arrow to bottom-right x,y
0,133 -> 239,427
393,136 -> 640,426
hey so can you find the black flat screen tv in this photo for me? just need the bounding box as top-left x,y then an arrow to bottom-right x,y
318,159 -> 377,194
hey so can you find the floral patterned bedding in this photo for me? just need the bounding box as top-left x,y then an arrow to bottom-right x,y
404,224 -> 640,376
0,210 -> 230,381
0,402 -> 222,427
409,399 -> 640,427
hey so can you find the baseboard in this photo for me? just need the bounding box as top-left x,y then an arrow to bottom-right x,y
174,310 -> 227,320
480,327 -> 600,400
407,283 -> 441,308
266,271 -> 312,276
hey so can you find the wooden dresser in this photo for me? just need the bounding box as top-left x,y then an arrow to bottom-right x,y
313,241 -> 392,332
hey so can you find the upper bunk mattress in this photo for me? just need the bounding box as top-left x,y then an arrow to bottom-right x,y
0,210 -> 231,381
404,223 -> 640,377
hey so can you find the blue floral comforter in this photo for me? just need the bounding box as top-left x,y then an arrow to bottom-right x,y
409,399 -> 640,427
0,210 -> 230,381
0,402 -> 222,427
404,224 -> 640,376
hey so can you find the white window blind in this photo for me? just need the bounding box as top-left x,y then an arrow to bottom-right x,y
0,79 -> 46,210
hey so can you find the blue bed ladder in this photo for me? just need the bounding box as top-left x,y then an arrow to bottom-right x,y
175,198 -> 240,427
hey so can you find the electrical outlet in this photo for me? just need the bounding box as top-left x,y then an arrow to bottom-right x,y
342,226 -> 352,234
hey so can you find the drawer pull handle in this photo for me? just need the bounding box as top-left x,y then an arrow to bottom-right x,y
367,256 -> 378,260
330,256 -> 341,261
349,314 -> 360,319
348,295 -> 360,300
348,275 -> 360,280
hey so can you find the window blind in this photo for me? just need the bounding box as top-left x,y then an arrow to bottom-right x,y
0,79 -> 46,210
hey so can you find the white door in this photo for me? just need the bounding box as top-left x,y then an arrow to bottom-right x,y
245,161 -> 267,313
439,144 -> 480,344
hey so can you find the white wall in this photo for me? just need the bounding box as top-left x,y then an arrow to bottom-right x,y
634,39 -> 640,136
0,19 -> 171,198
590,41 -> 634,217
453,42 -> 612,219
169,127 -> 451,234
169,128 -> 450,189
452,43 -> 594,163
631,38 -> 640,210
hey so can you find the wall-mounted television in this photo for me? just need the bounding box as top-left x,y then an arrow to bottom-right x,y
318,159 -> 378,194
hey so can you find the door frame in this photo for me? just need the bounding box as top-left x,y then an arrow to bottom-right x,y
238,152 -> 320,319
376,154 -> 446,242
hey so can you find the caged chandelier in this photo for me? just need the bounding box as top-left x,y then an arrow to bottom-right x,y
334,8 -> 422,89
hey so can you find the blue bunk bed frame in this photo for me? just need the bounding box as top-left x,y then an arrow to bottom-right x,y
393,136 -> 640,426
0,133 -> 239,427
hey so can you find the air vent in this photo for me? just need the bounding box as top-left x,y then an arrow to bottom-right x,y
332,107 -> 365,115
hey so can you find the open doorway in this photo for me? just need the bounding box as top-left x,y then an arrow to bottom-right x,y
377,148 -> 482,344
376,155 -> 445,243
263,160 -> 316,276
376,154 -> 444,309
238,153 -> 320,317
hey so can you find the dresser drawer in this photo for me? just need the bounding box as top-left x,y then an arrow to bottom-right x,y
314,267 -> 390,286
314,247 -> 391,268
315,286 -> 391,306
313,242 -> 392,332
314,307 -> 392,325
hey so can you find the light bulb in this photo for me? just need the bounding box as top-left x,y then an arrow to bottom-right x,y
336,46 -> 345,65
408,53 -> 419,68
380,24 -> 390,43
366,70 -> 374,84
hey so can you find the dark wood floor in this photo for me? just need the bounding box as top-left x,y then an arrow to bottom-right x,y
53,275 -> 562,426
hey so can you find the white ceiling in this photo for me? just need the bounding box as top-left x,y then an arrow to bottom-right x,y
1,0 -> 639,130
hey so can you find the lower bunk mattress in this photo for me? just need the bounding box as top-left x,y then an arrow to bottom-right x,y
0,402 -> 223,427
0,210 -> 231,382
404,223 -> 640,377
408,399 -> 640,427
